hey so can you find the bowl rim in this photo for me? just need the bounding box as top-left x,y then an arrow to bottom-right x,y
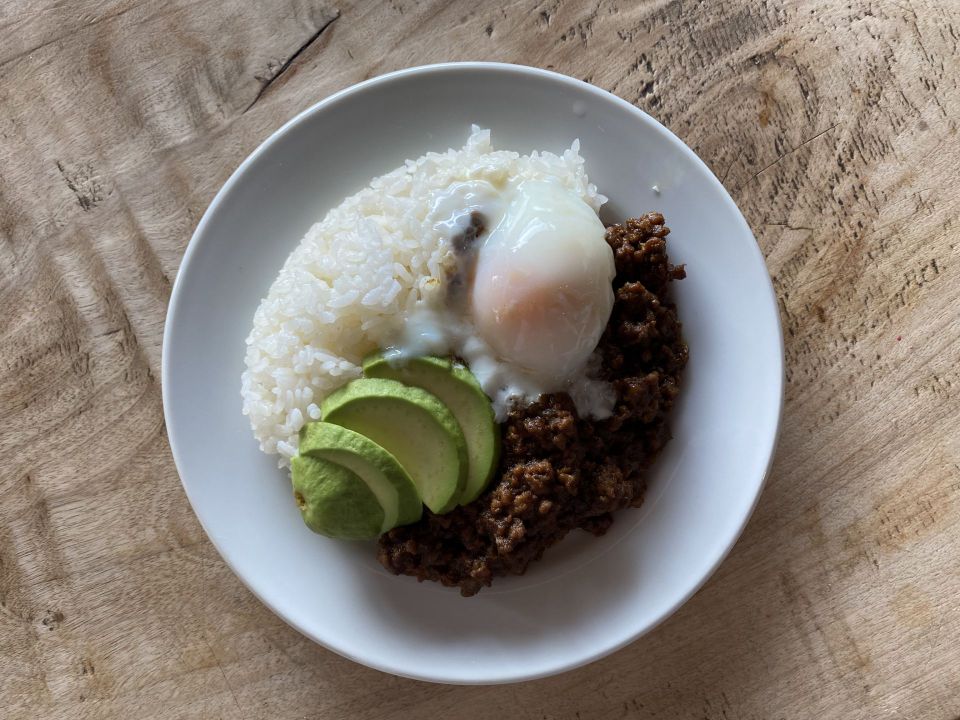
161,61 -> 785,684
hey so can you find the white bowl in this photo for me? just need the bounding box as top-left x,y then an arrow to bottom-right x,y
162,63 -> 783,684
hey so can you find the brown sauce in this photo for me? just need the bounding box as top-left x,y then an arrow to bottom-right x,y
444,211 -> 486,310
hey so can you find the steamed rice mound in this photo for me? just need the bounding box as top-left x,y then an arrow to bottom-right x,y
241,128 -> 605,465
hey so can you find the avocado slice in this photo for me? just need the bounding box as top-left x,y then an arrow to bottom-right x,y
320,378 -> 468,514
290,455 -> 384,540
299,422 -> 422,531
363,353 -> 501,505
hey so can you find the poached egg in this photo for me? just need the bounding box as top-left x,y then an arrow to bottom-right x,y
471,180 -> 615,386
389,178 -> 617,419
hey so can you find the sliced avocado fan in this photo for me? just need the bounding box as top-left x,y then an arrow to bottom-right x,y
363,353 -> 501,504
321,378 -> 468,514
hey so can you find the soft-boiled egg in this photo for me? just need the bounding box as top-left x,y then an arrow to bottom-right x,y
388,177 -> 617,419
470,180 -> 616,387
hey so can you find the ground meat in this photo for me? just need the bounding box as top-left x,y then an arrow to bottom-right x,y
378,213 -> 688,596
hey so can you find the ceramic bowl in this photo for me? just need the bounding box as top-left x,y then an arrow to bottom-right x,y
162,62 -> 783,684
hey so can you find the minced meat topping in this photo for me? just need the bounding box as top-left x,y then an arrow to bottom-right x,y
378,213 -> 688,596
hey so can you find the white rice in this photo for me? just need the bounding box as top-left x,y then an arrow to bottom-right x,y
241,127 -> 605,465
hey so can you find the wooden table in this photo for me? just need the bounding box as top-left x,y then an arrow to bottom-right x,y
2,1 -> 958,717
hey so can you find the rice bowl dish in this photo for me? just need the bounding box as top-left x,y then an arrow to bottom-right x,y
162,62 -> 783,679
239,125 -> 689,595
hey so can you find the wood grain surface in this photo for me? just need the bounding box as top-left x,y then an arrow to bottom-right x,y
2,0 -> 958,717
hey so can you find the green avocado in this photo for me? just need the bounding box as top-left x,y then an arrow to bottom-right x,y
290,455 -> 384,540
320,378 -> 467,514
362,353 -> 501,505
299,422 -> 422,530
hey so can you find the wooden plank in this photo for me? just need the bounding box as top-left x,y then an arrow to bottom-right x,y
1,0 -> 958,717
